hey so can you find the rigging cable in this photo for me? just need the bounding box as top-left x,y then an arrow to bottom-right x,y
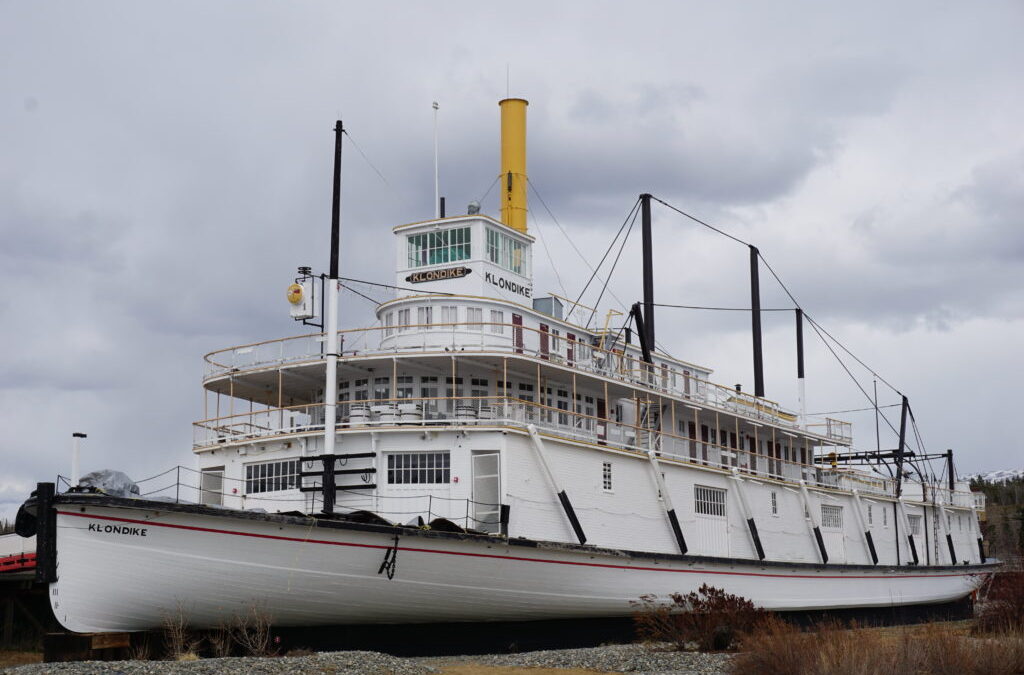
587,203 -> 641,329
530,180 -> 640,322
528,206 -> 571,301
342,129 -> 392,189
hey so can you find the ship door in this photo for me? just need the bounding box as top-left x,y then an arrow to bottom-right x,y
200,467 -> 224,506
471,451 -> 501,534
539,324 -> 550,360
566,333 -> 575,366
512,314 -> 524,354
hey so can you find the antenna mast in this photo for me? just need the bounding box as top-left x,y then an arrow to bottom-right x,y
322,120 -> 343,514
433,102 -> 440,219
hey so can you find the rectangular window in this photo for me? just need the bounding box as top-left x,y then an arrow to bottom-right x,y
490,310 -> 504,334
821,504 -> 843,529
486,228 -> 528,275
908,514 -> 923,536
417,306 -> 433,326
517,382 -> 534,402
440,305 -> 458,324
387,452 -> 450,485
397,308 -> 410,331
396,375 -> 414,399
245,459 -> 299,495
373,377 -> 390,400
867,504 -> 873,526
770,491 -> 778,516
694,485 -> 727,517
407,228 -> 471,268
384,311 -> 394,336
602,462 -> 613,491
467,307 -> 483,330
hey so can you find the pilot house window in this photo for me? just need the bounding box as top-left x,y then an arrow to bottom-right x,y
407,228 -> 471,268
486,228 -> 528,275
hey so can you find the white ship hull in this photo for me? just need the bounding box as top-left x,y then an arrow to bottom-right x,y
50,498 -> 993,633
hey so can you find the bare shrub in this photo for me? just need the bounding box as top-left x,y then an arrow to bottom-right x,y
634,584 -> 767,651
126,634 -> 152,661
206,623 -> 234,658
976,570 -> 1024,634
229,602 -> 275,657
161,606 -> 201,660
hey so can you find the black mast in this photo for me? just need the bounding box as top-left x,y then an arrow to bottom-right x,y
321,120 -> 344,516
640,193 -> 655,350
750,245 -> 764,398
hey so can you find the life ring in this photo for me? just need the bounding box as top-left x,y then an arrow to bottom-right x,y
286,283 -> 304,305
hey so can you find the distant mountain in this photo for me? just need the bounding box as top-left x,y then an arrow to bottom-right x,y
968,469 -> 1024,483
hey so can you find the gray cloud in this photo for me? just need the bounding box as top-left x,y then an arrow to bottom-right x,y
1,0 -> 1022,519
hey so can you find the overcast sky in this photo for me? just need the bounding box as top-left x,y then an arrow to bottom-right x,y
2,1 -> 1022,518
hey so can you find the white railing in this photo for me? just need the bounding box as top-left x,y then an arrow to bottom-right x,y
193,396 -> 898,499
203,321 -> 852,444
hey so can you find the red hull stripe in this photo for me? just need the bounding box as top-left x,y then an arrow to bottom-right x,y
58,510 -> 980,581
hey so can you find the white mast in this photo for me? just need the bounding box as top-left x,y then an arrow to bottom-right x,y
324,122 -> 343,485
433,101 -> 440,219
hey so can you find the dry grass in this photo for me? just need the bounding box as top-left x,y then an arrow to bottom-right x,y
228,602 -> 276,656
731,618 -> 1024,675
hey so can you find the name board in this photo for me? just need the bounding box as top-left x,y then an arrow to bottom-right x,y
405,266 -> 472,284
485,271 -> 532,298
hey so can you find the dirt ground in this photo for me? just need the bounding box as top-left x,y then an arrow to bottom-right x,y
0,651 -> 42,668
439,667 -> 606,675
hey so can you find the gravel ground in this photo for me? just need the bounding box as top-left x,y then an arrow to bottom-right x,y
425,643 -> 733,674
1,643 -> 733,675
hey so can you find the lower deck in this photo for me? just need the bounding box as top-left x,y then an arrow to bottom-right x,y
188,423 -> 984,569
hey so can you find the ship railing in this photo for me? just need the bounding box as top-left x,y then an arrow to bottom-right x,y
193,396 -> 893,498
112,465 -> 503,532
203,320 -> 848,440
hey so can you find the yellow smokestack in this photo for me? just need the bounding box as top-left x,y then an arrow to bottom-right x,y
499,98 -> 528,233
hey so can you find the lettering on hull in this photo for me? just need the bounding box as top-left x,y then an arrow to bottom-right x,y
88,523 -> 148,537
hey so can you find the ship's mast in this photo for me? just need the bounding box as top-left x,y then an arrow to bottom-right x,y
323,121 -> 343,491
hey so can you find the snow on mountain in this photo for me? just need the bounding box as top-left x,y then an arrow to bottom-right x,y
968,468 -> 1024,483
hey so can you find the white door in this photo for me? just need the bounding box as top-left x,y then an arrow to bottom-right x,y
200,469 -> 224,506
471,451 -> 501,533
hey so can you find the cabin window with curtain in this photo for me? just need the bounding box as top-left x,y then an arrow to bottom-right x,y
486,228 -> 528,275
821,504 -> 843,529
694,485 -> 726,517
407,227 -> 471,268
387,452 -> 450,484
417,306 -> 433,326
908,514 -> 923,536
490,310 -> 504,334
397,308 -> 410,331
467,307 -> 483,330
245,459 -> 299,494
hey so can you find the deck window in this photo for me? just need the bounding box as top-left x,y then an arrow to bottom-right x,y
602,462 -> 613,491
417,306 -> 433,326
245,460 -> 299,494
694,485 -> 727,517
384,312 -> 394,336
440,305 -> 458,324
407,227 -> 471,268
490,310 -> 504,334
770,491 -> 778,516
387,452 -> 450,485
821,504 -> 843,529
467,307 -> 483,330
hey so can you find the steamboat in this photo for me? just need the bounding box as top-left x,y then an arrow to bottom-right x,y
15,98 -> 995,633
